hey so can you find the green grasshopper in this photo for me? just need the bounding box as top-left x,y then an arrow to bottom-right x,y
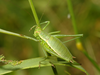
0,21 -> 82,65
0,0 -> 82,65
28,0 -> 82,64
30,21 -> 82,64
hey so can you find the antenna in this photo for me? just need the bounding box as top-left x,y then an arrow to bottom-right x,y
39,0 -> 51,23
4,0 -> 50,24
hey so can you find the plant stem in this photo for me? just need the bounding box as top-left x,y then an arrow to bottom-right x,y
0,29 -> 38,41
28,0 -> 40,27
66,0 -> 100,73
28,0 -> 58,75
51,66 -> 58,75
66,0 -> 78,34
83,50 -> 100,72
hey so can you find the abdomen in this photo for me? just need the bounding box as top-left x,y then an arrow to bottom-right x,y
39,31 -> 73,62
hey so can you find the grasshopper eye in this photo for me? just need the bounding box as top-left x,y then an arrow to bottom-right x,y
34,31 -> 39,37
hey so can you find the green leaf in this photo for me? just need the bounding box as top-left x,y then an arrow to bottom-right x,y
0,57 -> 89,75
69,64 -> 89,75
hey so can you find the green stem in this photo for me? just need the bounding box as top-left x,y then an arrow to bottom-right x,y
66,0 -> 100,73
28,0 -> 40,27
66,0 -> 78,34
28,0 -> 58,75
83,50 -> 100,72
0,29 -> 38,41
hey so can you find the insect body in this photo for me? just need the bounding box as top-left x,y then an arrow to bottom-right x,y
32,21 -> 78,63
0,21 -> 81,64
28,0 -> 82,64
40,30 -> 73,62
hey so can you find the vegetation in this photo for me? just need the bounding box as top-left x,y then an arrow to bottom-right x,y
0,0 -> 100,75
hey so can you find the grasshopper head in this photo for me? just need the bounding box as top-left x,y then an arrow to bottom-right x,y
34,26 -> 42,37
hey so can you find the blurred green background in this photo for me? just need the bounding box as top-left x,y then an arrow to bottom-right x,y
0,0 -> 100,75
